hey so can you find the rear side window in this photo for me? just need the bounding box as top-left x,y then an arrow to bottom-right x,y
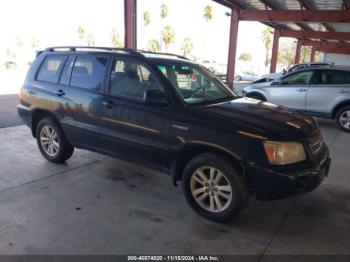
37,55 -> 67,83
319,70 -> 350,85
70,55 -> 108,90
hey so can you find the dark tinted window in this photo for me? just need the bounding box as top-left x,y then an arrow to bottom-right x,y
281,71 -> 313,85
37,55 -> 66,83
70,55 -> 108,90
60,56 -> 75,85
315,70 -> 350,85
109,59 -> 163,99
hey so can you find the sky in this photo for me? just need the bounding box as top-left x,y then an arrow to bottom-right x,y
0,0 -> 279,75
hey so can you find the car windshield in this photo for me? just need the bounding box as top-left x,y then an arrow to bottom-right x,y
155,61 -> 235,105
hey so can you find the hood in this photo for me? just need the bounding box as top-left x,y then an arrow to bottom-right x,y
199,97 -> 317,140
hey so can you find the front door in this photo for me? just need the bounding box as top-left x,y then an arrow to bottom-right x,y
265,70 -> 314,111
99,57 -> 173,171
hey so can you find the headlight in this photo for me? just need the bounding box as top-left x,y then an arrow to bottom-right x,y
263,141 -> 306,165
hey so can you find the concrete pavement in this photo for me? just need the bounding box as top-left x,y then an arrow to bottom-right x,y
0,94 -> 22,128
0,121 -> 349,256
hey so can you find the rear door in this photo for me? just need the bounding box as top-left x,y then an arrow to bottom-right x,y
57,53 -> 110,149
98,56 -> 173,171
306,69 -> 350,115
265,70 -> 314,111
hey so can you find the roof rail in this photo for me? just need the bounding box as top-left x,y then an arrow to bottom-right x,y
44,46 -> 190,60
44,46 -> 143,56
137,49 -> 189,60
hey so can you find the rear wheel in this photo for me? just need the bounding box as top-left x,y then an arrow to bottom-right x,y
182,153 -> 249,223
36,117 -> 74,163
335,106 -> 350,132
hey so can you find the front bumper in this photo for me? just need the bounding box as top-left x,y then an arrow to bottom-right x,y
247,147 -> 331,200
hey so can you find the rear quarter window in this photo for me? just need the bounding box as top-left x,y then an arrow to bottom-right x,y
36,55 -> 67,83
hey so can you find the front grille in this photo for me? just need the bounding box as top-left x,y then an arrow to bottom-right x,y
309,129 -> 324,155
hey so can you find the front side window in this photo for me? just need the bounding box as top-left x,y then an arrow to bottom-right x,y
313,70 -> 350,85
281,71 -> 314,85
155,62 -> 234,104
70,55 -> 108,90
109,59 -> 163,99
37,55 -> 67,83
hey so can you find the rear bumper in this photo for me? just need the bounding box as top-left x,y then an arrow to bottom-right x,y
247,148 -> 331,200
17,104 -> 32,128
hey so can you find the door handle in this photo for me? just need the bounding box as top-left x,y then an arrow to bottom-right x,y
340,89 -> 349,94
102,100 -> 115,109
55,89 -> 65,96
297,88 -> 307,92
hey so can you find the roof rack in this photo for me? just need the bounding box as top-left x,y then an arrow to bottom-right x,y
44,46 -> 190,60
44,46 -> 142,56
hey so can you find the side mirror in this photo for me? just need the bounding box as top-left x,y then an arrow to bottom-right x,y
271,80 -> 281,86
144,89 -> 168,105
282,68 -> 287,74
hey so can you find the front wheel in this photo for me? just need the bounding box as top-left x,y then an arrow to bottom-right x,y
182,153 -> 249,223
335,106 -> 350,132
36,117 -> 74,163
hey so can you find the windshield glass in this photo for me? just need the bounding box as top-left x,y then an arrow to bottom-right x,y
155,61 -> 235,105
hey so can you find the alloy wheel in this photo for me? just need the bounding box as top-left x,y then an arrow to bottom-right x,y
339,110 -> 350,130
190,166 -> 233,213
40,125 -> 60,157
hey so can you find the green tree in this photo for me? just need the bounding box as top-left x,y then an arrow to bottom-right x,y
261,27 -> 274,67
301,46 -> 311,63
162,25 -> 175,51
110,29 -> 124,48
85,34 -> 95,46
30,37 -> 40,49
160,3 -> 169,19
239,52 -> 252,61
159,3 -> 169,51
278,41 -> 296,66
143,11 -> 151,26
202,5 -> 213,58
181,37 -> 194,57
203,5 -> 213,22
148,39 -> 161,52
77,25 -> 86,41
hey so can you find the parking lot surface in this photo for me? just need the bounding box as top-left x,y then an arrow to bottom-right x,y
0,120 -> 349,256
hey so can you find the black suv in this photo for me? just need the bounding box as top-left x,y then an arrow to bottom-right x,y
18,47 -> 331,222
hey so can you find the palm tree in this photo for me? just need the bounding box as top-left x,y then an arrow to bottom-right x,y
142,11 -> 151,49
261,27 -> 274,67
181,37 -> 194,57
162,25 -> 175,51
159,3 -> 169,51
85,34 -> 95,46
202,5 -> 213,58
143,11 -> 151,26
239,52 -> 252,61
160,3 -> 169,19
77,26 -> 86,41
110,29 -> 123,48
204,5 -> 213,22
148,39 -> 160,52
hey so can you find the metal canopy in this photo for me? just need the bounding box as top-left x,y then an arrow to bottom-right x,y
211,0 -> 350,85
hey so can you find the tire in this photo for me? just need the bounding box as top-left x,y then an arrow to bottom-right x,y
36,117 -> 74,163
235,75 -> 242,83
248,94 -> 265,101
335,106 -> 350,132
182,153 -> 250,223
